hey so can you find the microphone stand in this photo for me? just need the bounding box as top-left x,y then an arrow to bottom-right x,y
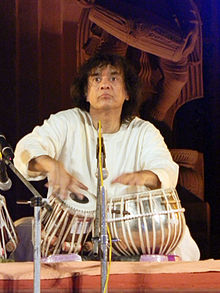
100,184 -> 108,293
93,135 -> 108,293
4,158 -> 52,293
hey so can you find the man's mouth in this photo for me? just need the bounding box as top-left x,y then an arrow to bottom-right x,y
99,93 -> 113,99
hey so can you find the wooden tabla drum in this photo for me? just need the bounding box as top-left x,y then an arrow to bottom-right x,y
107,188 -> 185,256
41,191 -> 96,257
0,194 -> 18,258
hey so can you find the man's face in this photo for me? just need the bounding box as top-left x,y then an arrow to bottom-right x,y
86,64 -> 129,112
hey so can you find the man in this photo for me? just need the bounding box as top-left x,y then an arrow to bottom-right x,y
14,54 -> 200,261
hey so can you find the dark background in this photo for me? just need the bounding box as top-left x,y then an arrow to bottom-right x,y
0,0 -> 220,259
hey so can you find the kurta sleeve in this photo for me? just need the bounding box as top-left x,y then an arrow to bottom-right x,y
14,112 -> 69,180
140,123 -> 179,189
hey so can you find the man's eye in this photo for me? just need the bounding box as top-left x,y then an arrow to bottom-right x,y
111,76 -> 117,81
94,77 -> 101,82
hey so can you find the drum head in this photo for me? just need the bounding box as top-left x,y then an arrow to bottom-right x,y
60,190 -> 96,216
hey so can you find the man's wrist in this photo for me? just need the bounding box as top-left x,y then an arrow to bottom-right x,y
142,170 -> 161,189
28,155 -> 55,174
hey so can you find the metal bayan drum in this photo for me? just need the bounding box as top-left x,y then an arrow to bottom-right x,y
0,195 -> 18,258
41,191 -> 96,257
107,188 -> 185,256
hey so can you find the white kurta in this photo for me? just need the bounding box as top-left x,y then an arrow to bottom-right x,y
14,108 -> 200,261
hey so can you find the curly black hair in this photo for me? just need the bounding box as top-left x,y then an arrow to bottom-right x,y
70,54 -> 141,124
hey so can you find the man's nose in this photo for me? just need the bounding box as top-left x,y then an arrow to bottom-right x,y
100,83 -> 110,90
100,77 -> 110,89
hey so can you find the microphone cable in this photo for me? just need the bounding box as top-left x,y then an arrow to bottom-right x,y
98,121 -> 112,293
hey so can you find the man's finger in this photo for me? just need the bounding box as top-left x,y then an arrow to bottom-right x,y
112,173 -> 129,184
72,178 -> 88,191
52,184 -> 60,194
112,173 -> 142,185
58,188 -> 69,200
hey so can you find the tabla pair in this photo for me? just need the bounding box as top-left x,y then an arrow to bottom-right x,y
40,187 -> 185,258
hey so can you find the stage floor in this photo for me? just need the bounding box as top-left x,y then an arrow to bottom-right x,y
0,259 -> 220,292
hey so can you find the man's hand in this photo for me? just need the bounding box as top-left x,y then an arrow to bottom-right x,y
112,170 -> 161,190
28,155 -> 88,199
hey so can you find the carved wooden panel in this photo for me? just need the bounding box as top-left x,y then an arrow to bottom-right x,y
76,0 -> 204,131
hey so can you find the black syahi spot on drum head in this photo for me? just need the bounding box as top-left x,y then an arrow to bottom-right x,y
69,192 -> 89,204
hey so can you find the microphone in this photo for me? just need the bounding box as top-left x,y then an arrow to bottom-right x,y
0,133 -> 14,161
0,158 -> 12,191
96,137 -> 108,180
